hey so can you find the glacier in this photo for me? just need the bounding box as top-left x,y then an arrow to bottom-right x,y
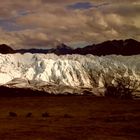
0,53 -> 139,95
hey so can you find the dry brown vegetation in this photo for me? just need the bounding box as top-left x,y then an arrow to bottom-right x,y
0,96 -> 140,140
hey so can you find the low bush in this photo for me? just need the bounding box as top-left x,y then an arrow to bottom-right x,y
104,76 -> 139,99
88,67 -> 139,99
26,112 -> 32,117
9,112 -> 17,117
42,112 -> 50,117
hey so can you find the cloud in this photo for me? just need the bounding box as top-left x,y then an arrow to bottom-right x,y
0,28 -> 61,49
67,2 -> 110,10
0,0 -> 139,49
67,2 -> 94,10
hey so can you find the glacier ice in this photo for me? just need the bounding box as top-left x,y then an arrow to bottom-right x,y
0,53 -> 139,95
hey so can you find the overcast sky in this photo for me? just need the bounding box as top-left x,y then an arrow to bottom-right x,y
0,0 -> 139,49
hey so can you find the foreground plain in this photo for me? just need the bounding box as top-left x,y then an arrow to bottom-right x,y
0,96 -> 140,140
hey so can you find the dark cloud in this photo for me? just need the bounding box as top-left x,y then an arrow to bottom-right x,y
67,2 -> 110,10
67,2 -> 94,10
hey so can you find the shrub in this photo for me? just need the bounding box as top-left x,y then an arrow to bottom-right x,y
63,114 -> 73,118
9,112 -> 17,117
42,112 -> 50,117
26,112 -> 32,117
104,76 -> 139,99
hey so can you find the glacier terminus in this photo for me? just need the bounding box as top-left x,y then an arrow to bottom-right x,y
0,53 -> 139,95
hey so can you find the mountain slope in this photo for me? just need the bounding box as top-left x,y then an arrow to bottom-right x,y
48,43 -> 73,55
74,39 -> 140,55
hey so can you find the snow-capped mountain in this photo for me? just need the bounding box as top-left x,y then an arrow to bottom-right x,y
0,53 -> 139,95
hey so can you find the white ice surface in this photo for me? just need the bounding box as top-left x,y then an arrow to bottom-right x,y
0,53 -> 139,94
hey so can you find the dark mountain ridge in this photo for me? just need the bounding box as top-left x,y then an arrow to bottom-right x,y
0,39 -> 140,56
74,39 -> 140,55
0,44 -> 15,54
